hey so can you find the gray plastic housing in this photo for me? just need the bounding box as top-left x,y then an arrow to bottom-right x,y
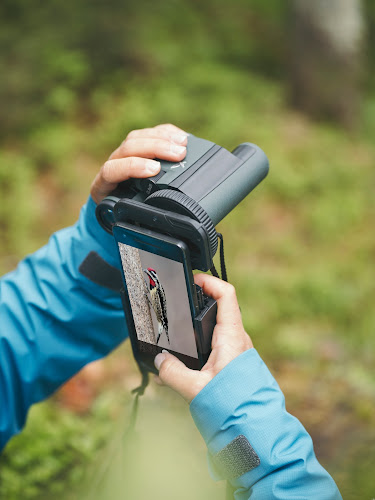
133,135 -> 269,226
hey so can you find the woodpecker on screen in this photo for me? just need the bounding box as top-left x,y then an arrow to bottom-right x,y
143,268 -> 169,344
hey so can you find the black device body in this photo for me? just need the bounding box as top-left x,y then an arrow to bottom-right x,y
113,222 -> 217,374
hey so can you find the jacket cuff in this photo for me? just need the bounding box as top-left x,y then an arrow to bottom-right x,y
189,349 -> 341,499
189,348 -> 277,459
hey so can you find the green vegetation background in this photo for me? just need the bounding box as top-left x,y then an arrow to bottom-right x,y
0,1 -> 374,499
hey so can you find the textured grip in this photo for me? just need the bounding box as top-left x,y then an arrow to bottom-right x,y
145,189 -> 218,258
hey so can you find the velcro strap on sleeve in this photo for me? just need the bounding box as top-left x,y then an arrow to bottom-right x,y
211,435 -> 260,480
79,251 -> 123,292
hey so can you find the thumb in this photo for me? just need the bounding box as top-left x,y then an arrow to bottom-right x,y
154,350 -> 200,403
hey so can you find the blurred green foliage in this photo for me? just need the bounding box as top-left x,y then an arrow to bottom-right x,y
0,386 -> 130,500
2,0 -> 375,141
0,1 -> 374,499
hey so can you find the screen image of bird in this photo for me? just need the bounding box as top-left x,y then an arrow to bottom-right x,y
118,242 -> 198,358
143,267 -> 169,345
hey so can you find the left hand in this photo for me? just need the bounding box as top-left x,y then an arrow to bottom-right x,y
154,274 -> 254,403
90,123 -> 188,204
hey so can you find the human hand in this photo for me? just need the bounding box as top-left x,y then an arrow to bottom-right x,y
90,123 -> 188,204
154,274 -> 254,403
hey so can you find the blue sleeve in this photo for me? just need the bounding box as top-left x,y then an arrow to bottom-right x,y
0,196 -> 128,450
190,348 -> 342,500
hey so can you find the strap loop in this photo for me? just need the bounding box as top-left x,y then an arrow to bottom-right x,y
210,232 -> 228,282
128,370 -> 149,432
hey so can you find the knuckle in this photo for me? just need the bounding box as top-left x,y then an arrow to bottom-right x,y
124,156 -> 132,169
159,357 -> 173,379
156,123 -> 173,130
126,156 -> 137,172
119,139 -> 132,155
101,161 -> 114,182
149,138 -> 163,152
225,282 -> 236,296
126,129 -> 138,140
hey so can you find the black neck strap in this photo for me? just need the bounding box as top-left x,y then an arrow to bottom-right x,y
127,369 -> 149,432
210,232 -> 228,282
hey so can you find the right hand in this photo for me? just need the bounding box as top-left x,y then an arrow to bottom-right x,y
90,123 -> 188,204
154,274 -> 254,403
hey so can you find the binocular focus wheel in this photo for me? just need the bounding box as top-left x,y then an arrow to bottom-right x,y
144,189 -> 218,257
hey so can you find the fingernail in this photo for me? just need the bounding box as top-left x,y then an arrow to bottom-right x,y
170,144 -> 186,155
147,160 -> 160,173
154,352 -> 167,371
171,133 -> 187,144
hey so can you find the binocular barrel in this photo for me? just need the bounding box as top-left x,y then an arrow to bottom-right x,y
178,141 -> 268,226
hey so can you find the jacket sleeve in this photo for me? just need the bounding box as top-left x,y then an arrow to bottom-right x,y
0,196 -> 128,450
189,348 -> 342,500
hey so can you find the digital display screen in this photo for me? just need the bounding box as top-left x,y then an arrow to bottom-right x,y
118,242 -> 198,359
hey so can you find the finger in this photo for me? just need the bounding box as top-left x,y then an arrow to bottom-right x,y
153,123 -> 188,135
110,138 -> 187,162
154,351 -> 203,403
90,157 -> 160,204
101,157 -> 160,183
126,127 -> 188,145
153,375 -> 165,386
194,274 -> 243,327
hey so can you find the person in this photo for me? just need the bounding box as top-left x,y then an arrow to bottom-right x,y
0,124 -> 342,499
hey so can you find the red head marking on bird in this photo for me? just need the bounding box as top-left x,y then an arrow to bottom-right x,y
146,267 -> 156,287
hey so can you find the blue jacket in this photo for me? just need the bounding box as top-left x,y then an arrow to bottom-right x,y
0,197 -> 342,499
